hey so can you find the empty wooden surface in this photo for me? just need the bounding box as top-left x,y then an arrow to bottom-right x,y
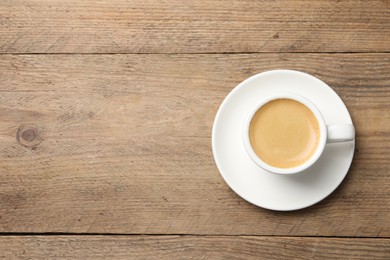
1,0 -> 389,259
0,0 -> 389,53
1,236 -> 389,259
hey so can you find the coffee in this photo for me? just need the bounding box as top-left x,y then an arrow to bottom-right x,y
249,99 -> 320,169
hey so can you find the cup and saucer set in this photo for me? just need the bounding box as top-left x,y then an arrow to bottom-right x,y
212,70 -> 355,211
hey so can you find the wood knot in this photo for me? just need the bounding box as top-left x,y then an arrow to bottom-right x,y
17,125 -> 42,148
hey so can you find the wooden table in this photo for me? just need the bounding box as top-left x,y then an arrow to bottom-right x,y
0,1 -> 389,258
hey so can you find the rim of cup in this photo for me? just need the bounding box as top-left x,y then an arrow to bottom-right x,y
242,92 -> 327,175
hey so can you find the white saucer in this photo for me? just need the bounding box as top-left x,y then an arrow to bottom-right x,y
212,70 -> 355,211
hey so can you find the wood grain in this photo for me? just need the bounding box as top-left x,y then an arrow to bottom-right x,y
0,236 -> 389,259
0,0 -> 389,53
0,54 -> 389,236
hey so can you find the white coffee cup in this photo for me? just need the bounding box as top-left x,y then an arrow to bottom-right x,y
243,92 -> 355,175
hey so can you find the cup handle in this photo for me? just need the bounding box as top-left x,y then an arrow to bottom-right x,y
327,124 -> 355,143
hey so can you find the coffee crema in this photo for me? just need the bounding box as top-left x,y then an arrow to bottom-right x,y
249,99 -> 320,169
